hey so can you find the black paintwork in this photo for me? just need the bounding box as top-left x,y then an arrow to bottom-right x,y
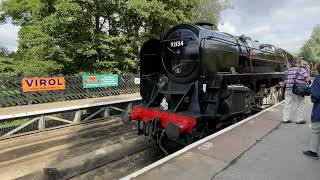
138,23 -> 291,142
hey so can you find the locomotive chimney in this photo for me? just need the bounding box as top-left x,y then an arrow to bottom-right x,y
195,22 -> 214,30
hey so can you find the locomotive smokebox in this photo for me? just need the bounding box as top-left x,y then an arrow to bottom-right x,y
162,24 -> 201,83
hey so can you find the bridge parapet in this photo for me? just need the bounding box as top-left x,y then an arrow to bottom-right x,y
0,93 -> 141,140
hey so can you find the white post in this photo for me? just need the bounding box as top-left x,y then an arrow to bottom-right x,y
104,106 -> 110,119
127,103 -> 132,113
73,110 -> 81,124
38,116 -> 45,131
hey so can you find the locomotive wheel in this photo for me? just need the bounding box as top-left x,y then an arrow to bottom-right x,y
192,124 -> 207,140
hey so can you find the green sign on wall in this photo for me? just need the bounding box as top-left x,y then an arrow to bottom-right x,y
82,74 -> 118,88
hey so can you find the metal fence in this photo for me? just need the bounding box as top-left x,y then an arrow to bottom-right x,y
0,74 -> 139,107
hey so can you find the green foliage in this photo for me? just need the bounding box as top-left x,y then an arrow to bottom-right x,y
17,24 -> 64,75
0,44 -> 18,76
1,0 -> 228,76
0,56 -> 17,76
299,25 -> 320,65
196,0 -> 231,30
0,0 -> 56,25
0,119 -> 28,129
0,45 -> 10,56
0,44 -> 16,57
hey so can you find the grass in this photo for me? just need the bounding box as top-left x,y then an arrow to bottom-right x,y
0,119 -> 29,129
0,114 -> 68,129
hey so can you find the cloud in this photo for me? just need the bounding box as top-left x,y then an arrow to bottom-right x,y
247,26 -> 272,36
218,21 -> 237,34
0,0 -> 20,51
0,24 -> 20,51
218,0 -> 320,53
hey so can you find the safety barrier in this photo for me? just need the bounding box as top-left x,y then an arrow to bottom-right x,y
0,95 -> 142,139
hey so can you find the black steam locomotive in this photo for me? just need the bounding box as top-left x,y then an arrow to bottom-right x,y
129,22 -> 292,154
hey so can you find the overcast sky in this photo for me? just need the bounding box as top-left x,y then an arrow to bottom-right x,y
218,0 -> 320,53
0,0 -> 320,52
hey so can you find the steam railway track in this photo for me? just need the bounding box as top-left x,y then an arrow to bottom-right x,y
68,139 -> 162,180
67,110 -> 269,180
0,117 -> 160,180
0,104 -> 274,180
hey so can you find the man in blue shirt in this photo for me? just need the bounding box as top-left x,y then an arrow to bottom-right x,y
303,62 -> 320,159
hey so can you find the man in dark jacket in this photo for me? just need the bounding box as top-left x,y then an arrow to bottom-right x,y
303,62 -> 320,159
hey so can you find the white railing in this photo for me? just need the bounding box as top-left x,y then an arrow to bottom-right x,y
0,96 -> 141,139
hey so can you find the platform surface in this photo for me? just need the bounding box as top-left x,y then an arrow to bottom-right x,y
0,93 -> 141,120
123,99 -> 319,180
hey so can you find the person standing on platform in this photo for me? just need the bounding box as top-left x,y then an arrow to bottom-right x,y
303,61 -> 320,160
282,58 -> 310,124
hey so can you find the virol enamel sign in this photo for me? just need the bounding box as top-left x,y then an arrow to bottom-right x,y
21,77 -> 65,92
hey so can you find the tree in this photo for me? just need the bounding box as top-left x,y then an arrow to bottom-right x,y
196,0 -> 231,30
0,44 -> 10,56
0,44 -> 18,76
1,0 -> 229,76
0,56 -> 17,76
299,25 -> 320,65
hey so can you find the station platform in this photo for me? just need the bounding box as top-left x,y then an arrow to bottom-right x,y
122,99 -> 320,180
0,93 -> 141,120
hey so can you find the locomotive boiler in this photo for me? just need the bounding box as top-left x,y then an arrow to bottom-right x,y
128,22 -> 291,154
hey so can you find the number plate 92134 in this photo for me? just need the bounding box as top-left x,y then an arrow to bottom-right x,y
170,40 -> 184,48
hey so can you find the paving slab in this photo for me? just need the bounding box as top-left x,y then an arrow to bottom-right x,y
214,123 -> 320,180
214,100 -> 320,180
257,110 -> 283,121
135,151 -> 228,180
269,103 -> 284,110
228,117 -> 281,141
192,132 -> 257,163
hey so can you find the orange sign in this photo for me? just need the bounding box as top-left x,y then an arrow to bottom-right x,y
21,77 -> 65,92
